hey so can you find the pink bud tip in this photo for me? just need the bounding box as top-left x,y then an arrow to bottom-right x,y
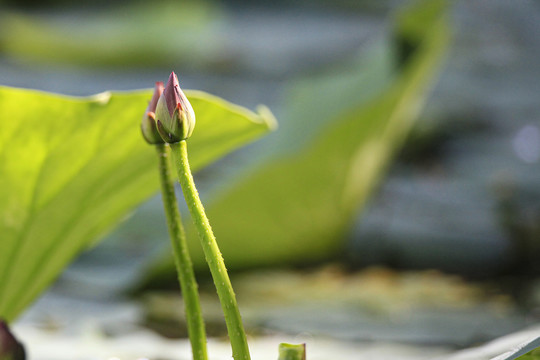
164,72 -> 183,117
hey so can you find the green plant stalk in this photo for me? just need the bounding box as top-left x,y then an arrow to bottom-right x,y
155,143 -> 208,360
171,140 -> 251,360
278,343 -> 306,360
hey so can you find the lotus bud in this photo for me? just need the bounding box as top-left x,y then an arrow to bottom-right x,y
0,320 -> 25,360
141,82 -> 166,144
155,72 -> 196,143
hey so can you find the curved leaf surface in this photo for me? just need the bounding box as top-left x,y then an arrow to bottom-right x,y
493,338 -> 540,360
0,86 -> 274,322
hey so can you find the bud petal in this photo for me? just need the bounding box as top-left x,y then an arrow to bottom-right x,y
155,72 -> 196,143
0,320 -> 26,360
141,82 -> 165,144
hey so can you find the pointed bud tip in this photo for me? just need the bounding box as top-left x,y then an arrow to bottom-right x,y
151,71 -> 196,143
168,72 -> 179,85
164,72 -> 183,117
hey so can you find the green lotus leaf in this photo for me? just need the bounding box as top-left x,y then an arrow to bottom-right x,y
0,86 -> 274,322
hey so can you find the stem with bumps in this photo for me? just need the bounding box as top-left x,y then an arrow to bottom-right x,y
172,140 -> 251,360
155,143 -> 208,360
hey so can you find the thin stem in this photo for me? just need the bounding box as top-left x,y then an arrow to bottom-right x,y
155,143 -> 208,360
172,140 -> 251,360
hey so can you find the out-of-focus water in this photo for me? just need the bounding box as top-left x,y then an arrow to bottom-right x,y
351,0 -> 540,276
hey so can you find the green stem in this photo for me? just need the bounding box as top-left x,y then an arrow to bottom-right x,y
155,144 -> 208,360
171,140 -> 251,360
278,343 -> 306,360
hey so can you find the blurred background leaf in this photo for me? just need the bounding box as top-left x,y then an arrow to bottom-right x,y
0,86 -> 274,322
0,1 -> 231,71
500,337 -> 540,360
139,0 -> 449,286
